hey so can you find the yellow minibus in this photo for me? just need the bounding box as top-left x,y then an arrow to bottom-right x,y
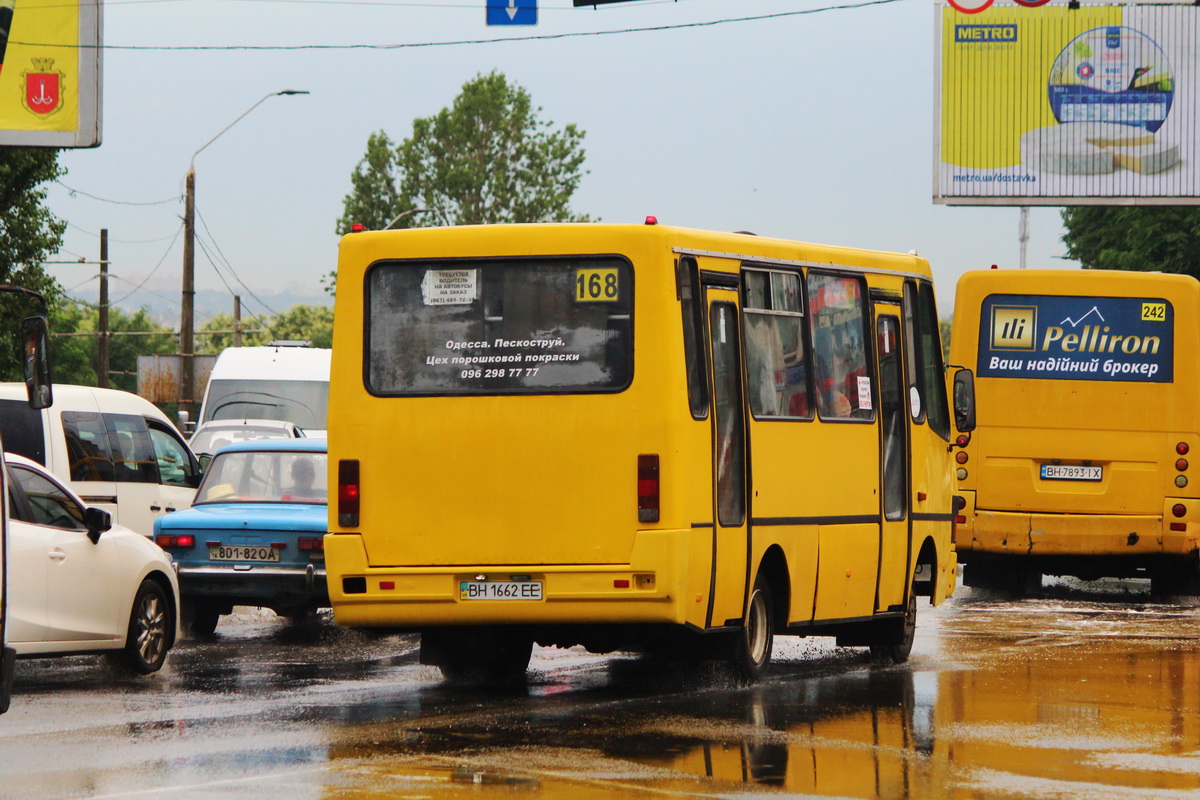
327,222 -> 973,683
951,268 -> 1200,596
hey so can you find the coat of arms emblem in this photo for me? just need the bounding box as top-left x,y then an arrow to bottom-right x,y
22,57 -> 65,116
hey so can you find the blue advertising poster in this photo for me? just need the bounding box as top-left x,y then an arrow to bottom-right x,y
977,294 -> 1173,383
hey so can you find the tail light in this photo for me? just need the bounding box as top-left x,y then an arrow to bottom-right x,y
298,536 -> 325,551
638,454 -> 660,523
338,459 -> 360,527
155,534 -> 195,548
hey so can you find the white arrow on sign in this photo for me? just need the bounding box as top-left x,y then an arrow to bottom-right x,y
508,0 -> 518,19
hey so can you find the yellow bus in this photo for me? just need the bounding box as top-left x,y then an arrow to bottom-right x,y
951,268 -> 1200,596
327,222 -> 974,683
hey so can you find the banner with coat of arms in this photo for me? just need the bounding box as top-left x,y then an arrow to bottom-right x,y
0,0 -> 101,147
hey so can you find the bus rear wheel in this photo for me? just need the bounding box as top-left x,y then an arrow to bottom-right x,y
730,574 -> 774,684
422,628 -> 534,687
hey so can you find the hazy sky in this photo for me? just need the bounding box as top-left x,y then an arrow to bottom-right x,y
43,0 -> 1079,329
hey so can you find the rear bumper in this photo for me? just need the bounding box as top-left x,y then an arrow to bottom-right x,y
325,530 -> 692,628
177,564 -> 329,607
956,490 -> 1200,558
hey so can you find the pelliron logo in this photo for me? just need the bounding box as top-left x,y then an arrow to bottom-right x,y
990,306 -> 1037,350
955,25 -> 1018,43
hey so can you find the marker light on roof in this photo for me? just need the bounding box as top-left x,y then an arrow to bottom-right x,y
644,216 -> 658,225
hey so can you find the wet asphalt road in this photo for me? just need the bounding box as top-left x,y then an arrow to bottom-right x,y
2,580 -> 1200,800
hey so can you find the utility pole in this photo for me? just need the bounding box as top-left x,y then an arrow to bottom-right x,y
182,170 -> 196,409
98,228 -> 110,388
1019,206 -> 1029,269
233,295 -> 242,347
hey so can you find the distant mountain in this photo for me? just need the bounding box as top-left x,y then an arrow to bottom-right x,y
67,286 -> 332,329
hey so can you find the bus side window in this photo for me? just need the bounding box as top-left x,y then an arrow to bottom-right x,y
902,284 -> 925,424
916,282 -> 951,439
902,280 -> 951,438
677,257 -> 709,419
808,272 -> 872,421
742,268 -> 810,419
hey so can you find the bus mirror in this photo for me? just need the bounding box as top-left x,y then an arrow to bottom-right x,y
21,315 -> 53,410
953,368 -> 976,434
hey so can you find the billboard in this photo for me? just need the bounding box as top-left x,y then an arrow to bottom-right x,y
0,0 -> 101,147
935,2 -> 1199,205
977,293 -> 1173,383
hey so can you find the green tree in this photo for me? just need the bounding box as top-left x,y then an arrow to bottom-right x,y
0,148 -> 66,381
332,72 -> 591,293
195,312 -> 268,355
336,131 -> 403,236
1061,207 -> 1200,275
266,304 -> 333,349
48,301 -> 177,392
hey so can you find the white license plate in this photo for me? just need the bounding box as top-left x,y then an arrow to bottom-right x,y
1040,464 -> 1102,482
459,581 -> 542,601
209,545 -> 281,563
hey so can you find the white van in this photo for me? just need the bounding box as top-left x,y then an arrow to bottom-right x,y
198,344 -> 331,436
0,384 -> 201,538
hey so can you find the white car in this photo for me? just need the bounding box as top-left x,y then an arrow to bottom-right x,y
4,453 -> 179,674
188,418 -> 306,457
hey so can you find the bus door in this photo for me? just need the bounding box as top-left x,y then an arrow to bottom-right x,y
873,305 -> 912,610
705,288 -> 750,629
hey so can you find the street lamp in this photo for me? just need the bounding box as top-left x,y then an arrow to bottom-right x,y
181,89 -> 308,413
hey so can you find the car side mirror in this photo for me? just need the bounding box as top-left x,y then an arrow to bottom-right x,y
953,368 -> 976,434
197,453 -> 213,473
22,315 -> 53,410
84,506 -> 112,544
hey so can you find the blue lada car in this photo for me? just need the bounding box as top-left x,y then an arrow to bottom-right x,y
153,438 -> 328,636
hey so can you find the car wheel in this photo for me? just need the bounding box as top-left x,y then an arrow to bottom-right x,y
730,574 -> 774,684
118,580 -> 173,675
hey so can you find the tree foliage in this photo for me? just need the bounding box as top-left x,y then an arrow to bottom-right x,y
265,304 -> 333,349
0,148 -> 66,381
335,71 -> 590,246
1061,207 -> 1200,276
48,301 -> 177,392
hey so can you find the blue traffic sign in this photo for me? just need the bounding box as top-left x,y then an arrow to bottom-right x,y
487,0 -> 537,26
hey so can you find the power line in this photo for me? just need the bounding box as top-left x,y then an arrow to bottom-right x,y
109,223 -> 186,305
56,180 -> 181,207
194,205 -> 281,317
10,1 -> 904,50
66,221 -> 183,244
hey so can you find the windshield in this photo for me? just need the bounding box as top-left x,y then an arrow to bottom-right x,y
196,450 -> 328,505
190,425 -> 293,456
201,379 -> 329,428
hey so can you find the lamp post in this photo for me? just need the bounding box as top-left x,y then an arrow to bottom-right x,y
181,89 -> 308,414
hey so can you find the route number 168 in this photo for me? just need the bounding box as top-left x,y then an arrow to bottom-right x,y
575,268 -> 620,303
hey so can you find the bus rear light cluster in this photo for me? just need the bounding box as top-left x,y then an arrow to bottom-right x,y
338,459 -> 361,527
155,534 -> 194,548
1175,444 -> 1190,487
638,454 -> 660,523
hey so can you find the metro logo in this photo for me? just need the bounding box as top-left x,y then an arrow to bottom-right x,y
990,306 -> 1037,350
955,25 -> 1018,43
